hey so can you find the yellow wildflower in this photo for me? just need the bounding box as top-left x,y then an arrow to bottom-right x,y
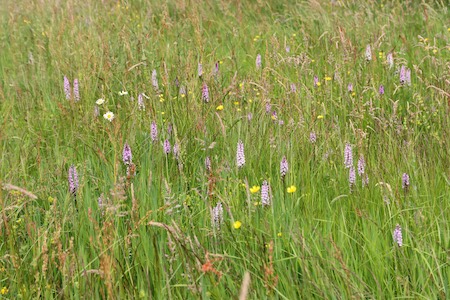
317,115 -> 324,120
250,186 -> 260,193
233,221 -> 242,229
216,105 -> 224,111
287,185 -> 297,193
0,287 -> 8,295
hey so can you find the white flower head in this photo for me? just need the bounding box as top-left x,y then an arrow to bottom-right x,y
96,98 -> 105,105
103,111 -> 115,122
118,91 -> 128,96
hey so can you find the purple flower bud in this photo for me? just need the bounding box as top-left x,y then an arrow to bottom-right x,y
138,93 -> 145,111
179,86 -> 186,96
314,75 -> 319,88
151,69 -> 159,90
151,121 -> 158,143
387,52 -> 394,69
348,83 -> 353,93
402,173 -> 410,190
280,156 -> 288,179
393,224 -> 403,247
261,180 -> 271,206
405,68 -> 411,86
290,83 -> 297,93
349,166 -> 356,188
98,195 -> 104,210
285,46 -> 290,53
265,102 -> 271,114
247,113 -> 253,121
198,63 -> 203,77
163,139 -> 171,154
344,143 -> 353,169
64,76 -> 71,100
68,164 -> 79,197
357,155 -> 365,176
122,142 -> 132,165
202,83 -> 209,102
271,111 -> 277,121
256,54 -> 262,69
174,77 -> 179,87
309,132 -> 317,144
205,156 -> 211,172
400,65 -> 406,85
214,61 -> 219,76
365,44 -> 372,61
73,79 -> 80,102
236,140 -> 245,168
173,143 -> 180,160
379,85 -> 385,95
212,202 -> 223,229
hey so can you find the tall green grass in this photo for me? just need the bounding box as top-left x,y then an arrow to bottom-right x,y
1,0 -> 449,298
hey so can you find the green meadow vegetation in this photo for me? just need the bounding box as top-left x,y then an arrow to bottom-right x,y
1,0 -> 449,298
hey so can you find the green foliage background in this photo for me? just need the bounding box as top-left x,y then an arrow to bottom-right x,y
0,0 -> 449,298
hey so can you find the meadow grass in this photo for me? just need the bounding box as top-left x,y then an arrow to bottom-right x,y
0,0 -> 449,299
